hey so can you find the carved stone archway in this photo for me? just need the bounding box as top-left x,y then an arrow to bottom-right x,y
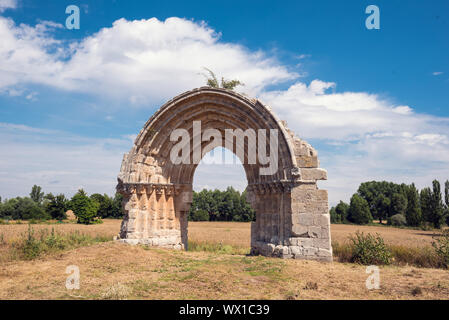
117,87 -> 332,261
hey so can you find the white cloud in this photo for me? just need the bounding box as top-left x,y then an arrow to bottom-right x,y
0,16 -> 295,104
258,80 -> 449,204
259,80 -> 449,142
0,0 -> 16,12
432,72 -> 443,76
1,15 -> 449,207
0,17 -> 64,94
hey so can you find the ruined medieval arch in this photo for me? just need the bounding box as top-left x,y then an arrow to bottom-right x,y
117,87 -> 332,261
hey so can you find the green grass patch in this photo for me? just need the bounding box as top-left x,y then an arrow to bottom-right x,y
240,256 -> 286,280
187,240 -> 250,255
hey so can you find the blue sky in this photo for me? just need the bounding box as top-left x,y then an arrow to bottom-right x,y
0,0 -> 448,204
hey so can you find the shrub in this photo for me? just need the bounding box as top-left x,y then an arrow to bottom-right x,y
349,231 -> 392,265
14,225 -> 43,260
432,230 -> 449,268
388,214 -> 407,226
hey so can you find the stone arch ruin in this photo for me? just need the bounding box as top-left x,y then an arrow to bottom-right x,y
117,87 -> 332,261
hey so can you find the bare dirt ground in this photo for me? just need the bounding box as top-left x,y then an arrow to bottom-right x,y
0,220 -> 448,300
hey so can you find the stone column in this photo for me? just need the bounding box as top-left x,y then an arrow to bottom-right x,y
117,182 -> 191,249
249,180 -> 332,261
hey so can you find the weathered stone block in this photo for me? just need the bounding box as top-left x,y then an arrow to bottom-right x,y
296,155 -> 319,168
307,226 -> 322,238
290,246 -> 302,255
297,238 -> 314,247
291,225 -> 308,237
313,238 -> 331,250
313,214 -> 330,226
301,168 -> 327,181
321,226 -> 331,239
292,213 -> 314,226
303,246 -> 318,256
317,248 -> 332,257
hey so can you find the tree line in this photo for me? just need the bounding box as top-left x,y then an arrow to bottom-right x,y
330,180 -> 449,229
189,187 -> 255,222
0,185 -> 124,224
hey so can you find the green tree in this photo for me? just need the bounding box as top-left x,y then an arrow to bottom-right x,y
12,197 -> 49,220
0,198 -> 17,219
445,180 -> 449,207
188,187 -> 254,222
348,194 -> 373,225
30,185 -> 44,204
429,180 -> 445,228
111,193 -> 125,218
90,193 -> 114,218
240,190 -> 255,222
330,206 -> 338,223
331,201 -> 349,223
404,183 -> 422,226
44,193 -> 68,220
358,181 -> 402,222
420,187 -> 433,225
445,180 -> 449,225
191,209 -> 209,221
374,194 -> 390,224
69,189 -> 99,224
391,192 -> 408,216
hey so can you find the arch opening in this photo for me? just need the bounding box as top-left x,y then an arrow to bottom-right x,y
192,147 -> 247,192
188,147 -> 253,250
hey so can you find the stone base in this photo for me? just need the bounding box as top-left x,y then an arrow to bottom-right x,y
251,240 -> 333,262
117,235 -> 184,250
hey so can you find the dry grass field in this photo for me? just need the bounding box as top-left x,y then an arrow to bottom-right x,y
188,221 -> 441,248
0,220 -> 448,300
0,220 -> 440,247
